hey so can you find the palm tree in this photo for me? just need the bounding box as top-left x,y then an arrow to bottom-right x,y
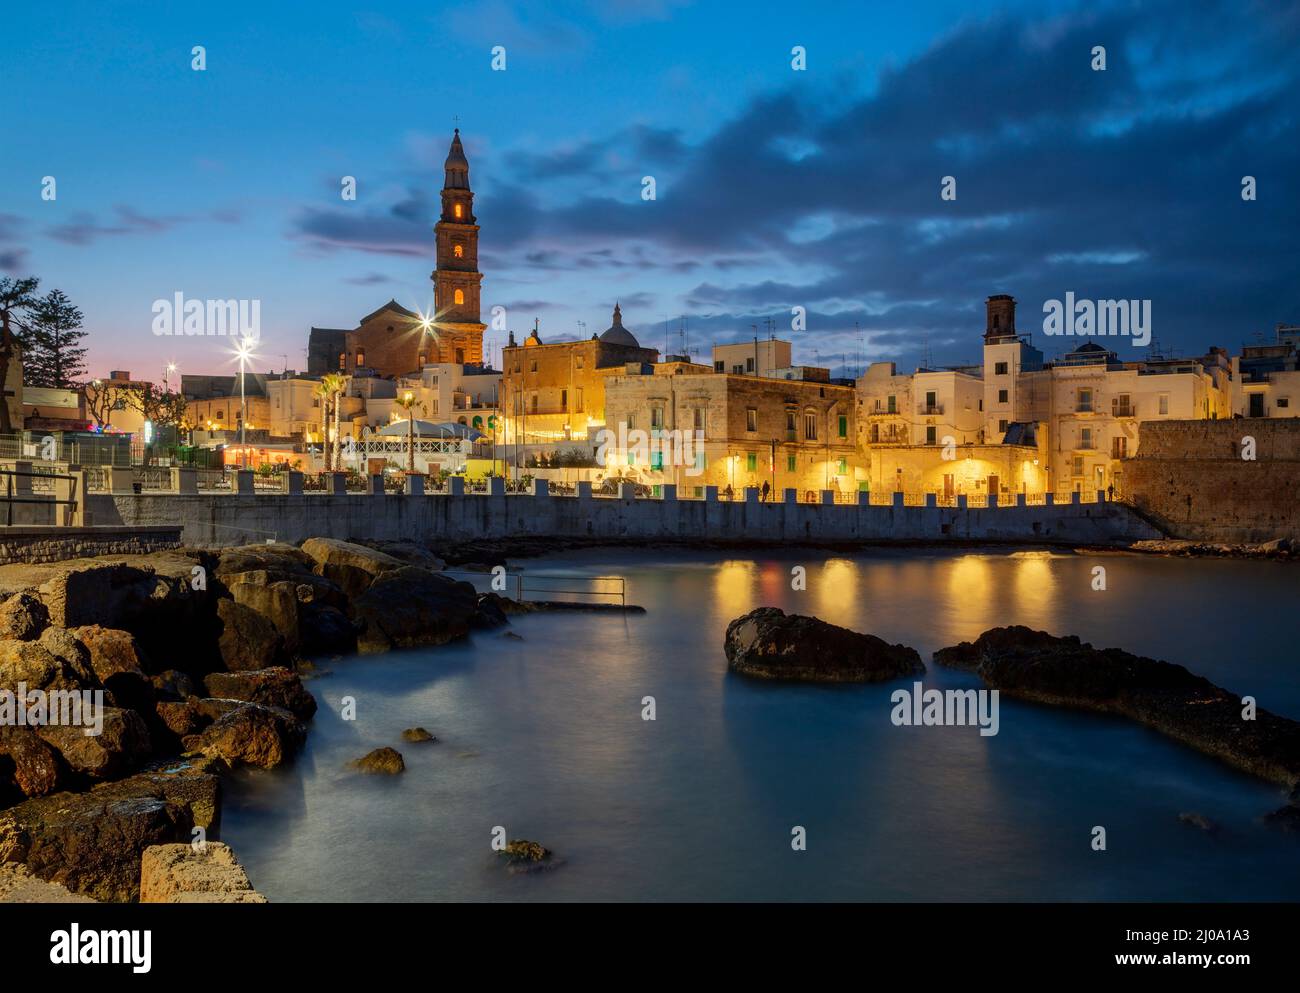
395,390 -> 419,473
325,373 -> 347,470
313,378 -> 335,470
315,373 -> 346,471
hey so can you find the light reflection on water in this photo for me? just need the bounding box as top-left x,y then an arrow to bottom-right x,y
220,547 -> 1300,902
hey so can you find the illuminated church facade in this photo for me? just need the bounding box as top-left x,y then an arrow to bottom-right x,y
308,129 -> 487,378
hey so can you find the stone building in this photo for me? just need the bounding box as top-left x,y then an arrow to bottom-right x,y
307,129 -> 486,379
500,304 -> 658,452
183,373 -> 272,441
603,360 -> 861,499
1231,324 -> 1300,418
852,295 -> 1232,500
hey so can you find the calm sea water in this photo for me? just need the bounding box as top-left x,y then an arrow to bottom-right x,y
220,548 -> 1300,902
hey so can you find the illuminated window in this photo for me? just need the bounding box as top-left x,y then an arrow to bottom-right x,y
454,204 -> 463,219
356,348 -> 365,366
454,245 -> 464,258
338,352 -> 346,370
454,289 -> 464,305
418,352 -> 426,367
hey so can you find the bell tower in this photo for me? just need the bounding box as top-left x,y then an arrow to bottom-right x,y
430,128 -> 486,365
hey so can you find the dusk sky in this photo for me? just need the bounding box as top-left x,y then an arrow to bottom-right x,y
5,0 -> 1298,382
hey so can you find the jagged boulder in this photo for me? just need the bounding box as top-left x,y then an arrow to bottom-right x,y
202,667 -> 316,720
723,607 -> 925,683
69,625 -> 153,713
300,537 -> 404,598
472,592 -> 510,629
139,842 -> 267,903
352,747 -> 404,774
298,603 -> 356,656
0,638 -> 97,694
225,576 -> 303,651
216,598 -> 286,671
0,759 -> 221,902
934,626 -> 1300,788
214,544 -> 317,582
35,707 -> 152,781
150,669 -> 196,702
181,702 -> 305,769
351,566 -> 478,653
351,539 -> 446,571
0,593 -> 49,641
0,726 -> 63,800
154,699 -> 207,746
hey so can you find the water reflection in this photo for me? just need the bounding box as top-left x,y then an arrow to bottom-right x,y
220,547 -> 1300,902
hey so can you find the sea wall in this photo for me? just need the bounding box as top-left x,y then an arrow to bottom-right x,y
0,525 -> 182,565
84,484 -> 1159,548
1122,419 -> 1300,542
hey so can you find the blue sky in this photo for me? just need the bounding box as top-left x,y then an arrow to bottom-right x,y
4,0 -> 1298,381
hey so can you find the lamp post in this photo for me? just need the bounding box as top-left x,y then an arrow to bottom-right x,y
233,337 -> 254,469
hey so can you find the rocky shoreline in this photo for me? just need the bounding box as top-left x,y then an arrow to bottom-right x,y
1127,538 -> 1299,560
934,626 -> 1300,824
721,610 -> 1300,827
0,537 -> 517,902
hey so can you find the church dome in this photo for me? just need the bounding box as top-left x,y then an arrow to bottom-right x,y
598,303 -> 640,348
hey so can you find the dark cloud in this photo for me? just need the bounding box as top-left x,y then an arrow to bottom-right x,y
289,0 -> 1300,367
45,205 -> 205,245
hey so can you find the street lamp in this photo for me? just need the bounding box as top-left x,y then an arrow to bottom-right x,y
233,337 -> 255,468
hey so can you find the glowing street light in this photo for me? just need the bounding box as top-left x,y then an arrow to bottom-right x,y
232,336 -> 256,468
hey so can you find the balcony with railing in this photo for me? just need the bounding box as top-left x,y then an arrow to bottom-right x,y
917,403 -> 944,415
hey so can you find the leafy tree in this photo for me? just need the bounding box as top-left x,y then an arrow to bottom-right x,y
125,381 -> 189,463
0,276 -> 40,433
23,289 -> 88,388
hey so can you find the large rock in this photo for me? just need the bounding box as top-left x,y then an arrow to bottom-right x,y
215,545 -> 349,656
351,539 -> 447,571
69,625 -> 153,713
934,626 -> 1300,788
150,669 -> 196,702
298,603 -> 356,656
352,747 -> 404,775
0,638 -> 97,694
0,593 -> 49,641
216,598 -> 286,671
723,607 -> 925,683
181,702 -> 305,769
0,759 -> 220,902
35,707 -> 152,781
300,537 -> 405,598
225,576 -> 303,653
139,842 -> 267,903
2,553 -> 224,675
154,699 -> 207,746
351,566 -> 478,653
214,544 -> 317,583
202,668 -> 316,720
0,727 -> 62,801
